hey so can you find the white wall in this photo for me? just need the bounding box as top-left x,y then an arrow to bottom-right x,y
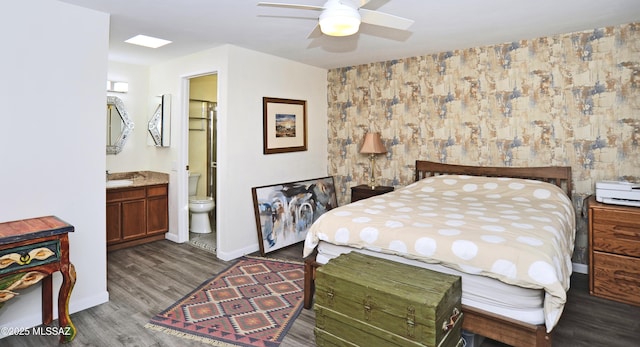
146,46 -> 231,247
106,61 -> 153,173
0,0 -> 109,334
148,45 -> 328,260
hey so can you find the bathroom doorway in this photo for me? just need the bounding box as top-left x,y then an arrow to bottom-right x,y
187,74 -> 217,254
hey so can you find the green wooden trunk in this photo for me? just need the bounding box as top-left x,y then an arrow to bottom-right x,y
314,252 -> 463,347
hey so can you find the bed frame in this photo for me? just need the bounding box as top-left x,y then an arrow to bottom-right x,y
303,160 -> 573,347
414,160 -> 572,197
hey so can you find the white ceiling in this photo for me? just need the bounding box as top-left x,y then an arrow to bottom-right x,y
59,0 -> 640,69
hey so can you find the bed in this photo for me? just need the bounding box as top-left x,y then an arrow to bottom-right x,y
302,160 -> 575,347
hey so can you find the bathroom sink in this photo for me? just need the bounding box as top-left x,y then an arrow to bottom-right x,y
106,179 -> 134,188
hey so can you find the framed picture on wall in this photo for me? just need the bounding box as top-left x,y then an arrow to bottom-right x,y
262,97 -> 307,154
251,176 -> 337,255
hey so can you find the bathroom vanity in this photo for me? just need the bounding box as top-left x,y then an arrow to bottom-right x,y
106,171 -> 169,252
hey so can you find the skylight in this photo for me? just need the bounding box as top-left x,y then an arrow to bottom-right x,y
124,35 -> 171,48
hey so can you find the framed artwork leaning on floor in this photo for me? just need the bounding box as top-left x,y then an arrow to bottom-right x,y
251,176 -> 337,255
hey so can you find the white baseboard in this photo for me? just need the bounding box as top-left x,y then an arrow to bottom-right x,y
0,291 -> 109,339
217,244 -> 260,261
69,290 -> 110,316
573,262 -> 588,274
164,232 -> 181,243
163,230 -> 256,261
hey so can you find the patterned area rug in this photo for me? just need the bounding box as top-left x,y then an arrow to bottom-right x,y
145,257 -> 304,347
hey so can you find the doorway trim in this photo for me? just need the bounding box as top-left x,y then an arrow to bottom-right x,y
177,70 -> 219,247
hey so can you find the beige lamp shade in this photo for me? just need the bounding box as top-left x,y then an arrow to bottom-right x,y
360,132 -> 386,189
360,132 -> 387,154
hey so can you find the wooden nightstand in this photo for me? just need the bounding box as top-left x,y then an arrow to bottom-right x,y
351,184 -> 394,202
588,196 -> 640,306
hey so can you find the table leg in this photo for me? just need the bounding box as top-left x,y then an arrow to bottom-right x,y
57,263 -> 76,343
41,275 -> 53,325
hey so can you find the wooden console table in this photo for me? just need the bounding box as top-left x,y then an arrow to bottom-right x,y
0,216 -> 76,342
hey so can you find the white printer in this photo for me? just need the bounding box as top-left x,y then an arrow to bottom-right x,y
595,181 -> 640,207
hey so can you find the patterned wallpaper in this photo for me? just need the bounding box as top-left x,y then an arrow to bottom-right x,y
326,22 -> 640,265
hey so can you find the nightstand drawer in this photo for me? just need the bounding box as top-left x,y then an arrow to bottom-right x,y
351,185 -> 394,202
592,251 -> 640,306
592,209 -> 640,257
0,240 -> 60,275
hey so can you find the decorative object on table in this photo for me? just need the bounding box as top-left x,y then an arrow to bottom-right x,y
262,97 -> 307,154
252,176 -> 337,255
146,257 -> 305,347
0,216 -> 77,343
359,132 -> 387,189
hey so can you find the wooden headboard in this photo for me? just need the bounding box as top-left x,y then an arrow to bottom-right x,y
415,160 -> 573,198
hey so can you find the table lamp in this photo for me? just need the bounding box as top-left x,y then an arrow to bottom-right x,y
360,132 -> 387,189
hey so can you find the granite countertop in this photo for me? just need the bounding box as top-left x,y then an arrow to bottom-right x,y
106,171 -> 169,190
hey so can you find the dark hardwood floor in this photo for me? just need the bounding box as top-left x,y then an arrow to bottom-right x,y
2,240 -> 638,346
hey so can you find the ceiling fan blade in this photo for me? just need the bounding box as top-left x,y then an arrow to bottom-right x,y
257,2 -> 324,11
359,8 -> 414,30
357,0 -> 372,8
307,24 -> 323,39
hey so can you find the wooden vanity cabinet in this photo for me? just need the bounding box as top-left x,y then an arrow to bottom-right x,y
146,184 -> 169,235
107,184 -> 168,251
106,187 -> 145,243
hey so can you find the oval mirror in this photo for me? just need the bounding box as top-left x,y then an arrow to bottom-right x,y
107,96 -> 134,155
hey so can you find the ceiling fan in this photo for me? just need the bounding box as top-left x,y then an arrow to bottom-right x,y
257,0 -> 414,37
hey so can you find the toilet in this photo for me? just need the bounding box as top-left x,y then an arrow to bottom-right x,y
188,172 -> 215,234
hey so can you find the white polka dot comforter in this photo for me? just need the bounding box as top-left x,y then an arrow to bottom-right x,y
303,175 -> 576,332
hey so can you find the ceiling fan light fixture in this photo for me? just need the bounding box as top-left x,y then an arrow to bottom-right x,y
319,6 -> 361,36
